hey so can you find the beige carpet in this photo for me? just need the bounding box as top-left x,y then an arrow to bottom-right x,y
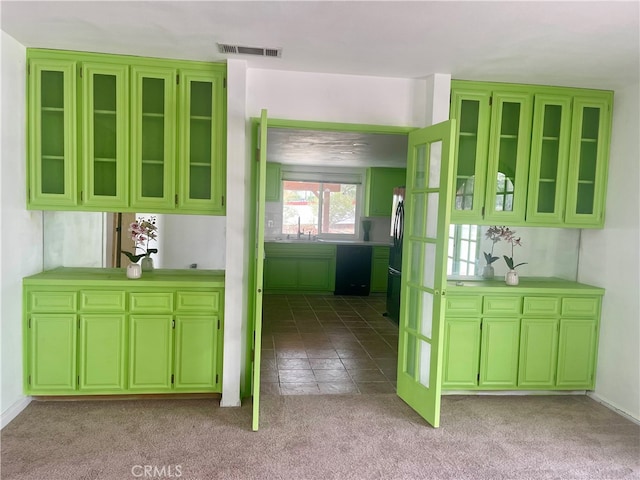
1,394 -> 638,480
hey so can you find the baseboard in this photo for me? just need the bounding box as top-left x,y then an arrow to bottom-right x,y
442,390 -> 587,396
587,392 -> 640,425
1,396 -> 31,430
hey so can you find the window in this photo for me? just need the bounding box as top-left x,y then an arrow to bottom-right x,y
447,224 -> 479,277
282,180 -> 360,237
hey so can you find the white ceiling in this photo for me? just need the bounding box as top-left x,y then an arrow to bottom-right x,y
2,0 -> 638,167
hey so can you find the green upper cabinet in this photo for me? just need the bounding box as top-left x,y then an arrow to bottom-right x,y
565,96 -> 612,227
526,94 -> 572,224
450,88 -> 491,222
81,62 -> 130,208
130,66 -> 177,211
265,162 -> 282,202
178,68 -> 226,214
364,167 -> 407,217
27,59 -> 78,208
483,91 -> 532,224
26,49 -> 226,215
450,80 -> 613,228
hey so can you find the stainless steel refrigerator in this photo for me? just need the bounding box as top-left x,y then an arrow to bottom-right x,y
385,187 -> 405,323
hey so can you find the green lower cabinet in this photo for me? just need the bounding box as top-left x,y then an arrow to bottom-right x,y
370,246 -> 390,293
264,258 -> 298,290
128,315 -> 174,391
479,317 -> 521,388
28,314 -> 77,393
518,318 -> 558,388
174,315 -> 219,390
442,288 -> 602,392
556,319 -> 597,388
442,318 -> 481,388
298,258 -> 334,291
79,314 -> 127,392
263,243 -> 337,293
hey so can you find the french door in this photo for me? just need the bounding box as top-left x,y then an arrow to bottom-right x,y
396,120 -> 456,428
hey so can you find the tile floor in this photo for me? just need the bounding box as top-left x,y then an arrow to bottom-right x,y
260,294 -> 399,395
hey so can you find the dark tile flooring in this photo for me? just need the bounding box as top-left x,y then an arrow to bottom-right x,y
260,294 -> 399,395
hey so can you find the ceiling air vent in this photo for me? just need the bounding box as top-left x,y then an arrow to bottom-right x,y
217,43 -> 282,58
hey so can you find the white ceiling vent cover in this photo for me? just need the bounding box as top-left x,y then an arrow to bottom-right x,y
217,43 -> 282,58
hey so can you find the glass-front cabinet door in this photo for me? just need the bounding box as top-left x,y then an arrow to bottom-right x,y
450,89 -> 491,223
130,66 -> 177,210
526,94 -> 572,224
27,59 -> 78,208
483,92 -> 532,224
565,95 -> 612,227
178,69 -> 226,214
81,63 -> 129,209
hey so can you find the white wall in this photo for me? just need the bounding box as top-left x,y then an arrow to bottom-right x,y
1,32 -> 43,428
579,82 -> 640,421
158,215 -> 226,270
43,211 -> 104,269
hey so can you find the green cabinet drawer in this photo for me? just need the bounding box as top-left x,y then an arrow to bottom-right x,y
176,291 -> 220,313
130,292 -> 174,313
445,295 -> 482,316
523,297 -> 561,316
483,296 -> 522,315
561,297 -> 600,317
29,291 -> 77,312
80,291 -> 126,312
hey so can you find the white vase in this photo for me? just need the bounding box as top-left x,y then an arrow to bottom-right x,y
481,265 -> 495,279
126,263 -> 142,279
141,256 -> 154,271
505,269 -> 519,286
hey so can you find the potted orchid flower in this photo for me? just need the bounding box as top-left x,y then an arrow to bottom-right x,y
482,226 -> 502,279
122,216 -> 158,272
500,226 -> 526,285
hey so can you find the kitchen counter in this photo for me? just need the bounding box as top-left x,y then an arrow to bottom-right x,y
446,277 -> 604,295
24,267 -> 226,288
266,239 -> 392,247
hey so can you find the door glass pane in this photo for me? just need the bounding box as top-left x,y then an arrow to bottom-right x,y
419,340 -> 431,387
412,193 -> 426,238
405,333 -> 417,378
456,100 -> 479,211
494,101 -> 521,212
426,193 -> 439,239
409,241 -> 422,284
141,77 -> 165,198
420,291 -> 434,339
414,144 -> 427,189
407,287 -> 420,331
423,242 -> 436,290
93,74 -> 117,197
428,141 -> 442,189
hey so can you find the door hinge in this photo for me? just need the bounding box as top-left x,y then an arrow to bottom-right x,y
217,319 -> 221,330
172,319 -> 175,329
489,96 -> 492,106
215,373 -> 219,384
481,206 -> 485,218
28,317 -> 31,328
176,74 -> 179,85
175,194 -> 178,206
171,374 -> 174,384
480,320 -> 483,330
477,373 -> 480,382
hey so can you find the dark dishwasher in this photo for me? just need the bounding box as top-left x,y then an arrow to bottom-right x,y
334,245 -> 372,296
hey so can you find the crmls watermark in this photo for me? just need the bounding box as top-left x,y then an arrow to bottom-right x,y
131,465 -> 183,478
